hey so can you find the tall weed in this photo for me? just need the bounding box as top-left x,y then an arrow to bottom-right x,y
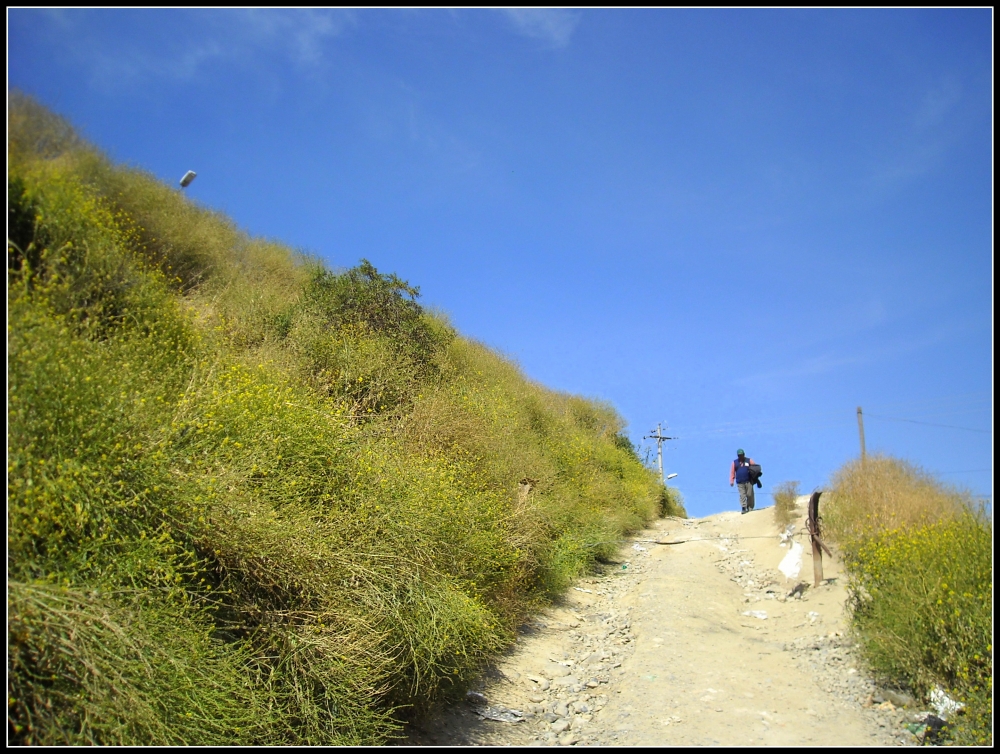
772,480 -> 800,531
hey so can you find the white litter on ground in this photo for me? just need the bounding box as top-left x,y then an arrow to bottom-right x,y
475,706 -> 524,723
778,541 -> 803,580
930,686 -> 964,718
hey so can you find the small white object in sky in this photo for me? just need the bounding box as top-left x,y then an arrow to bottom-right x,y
179,170 -> 197,187
666,473 -> 678,480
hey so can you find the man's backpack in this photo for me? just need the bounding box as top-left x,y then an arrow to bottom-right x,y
749,464 -> 762,488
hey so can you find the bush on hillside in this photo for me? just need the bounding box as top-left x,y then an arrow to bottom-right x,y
846,512 -> 992,745
8,93 -> 673,745
772,480 -> 800,531
659,485 -> 687,518
7,90 -> 82,163
304,261 -> 434,350
824,455 -> 991,745
822,455 -> 969,557
289,261 -> 453,416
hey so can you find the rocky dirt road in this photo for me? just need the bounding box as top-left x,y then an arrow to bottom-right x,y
404,499 -> 929,746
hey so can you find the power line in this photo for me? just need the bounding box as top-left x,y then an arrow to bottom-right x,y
672,487 -> 778,496
863,413 -> 991,434
672,393 -> 991,439
860,391 -> 991,415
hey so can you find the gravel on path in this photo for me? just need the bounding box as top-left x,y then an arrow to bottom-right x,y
402,504 -> 928,747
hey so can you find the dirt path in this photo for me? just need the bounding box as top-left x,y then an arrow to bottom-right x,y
404,500 -> 927,746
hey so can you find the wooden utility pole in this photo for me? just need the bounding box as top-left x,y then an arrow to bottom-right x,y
644,423 -> 677,484
857,406 -> 866,462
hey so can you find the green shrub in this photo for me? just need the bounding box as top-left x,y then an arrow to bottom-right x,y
612,431 -> 638,458
8,174 -> 42,273
845,512 -> 992,745
823,455 -> 991,745
303,261 -> 445,361
659,485 -> 687,518
8,582 -> 265,746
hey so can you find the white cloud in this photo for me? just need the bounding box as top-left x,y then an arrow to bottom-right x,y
864,76 -> 964,195
912,77 -> 962,131
502,8 -> 581,48
236,9 -> 356,66
362,81 -> 484,180
45,9 -> 356,93
734,321 -> 965,393
734,352 -> 863,390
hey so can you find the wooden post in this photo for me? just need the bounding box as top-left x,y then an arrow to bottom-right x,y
857,406 -> 866,462
806,491 -> 834,587
517,478 -> 536,506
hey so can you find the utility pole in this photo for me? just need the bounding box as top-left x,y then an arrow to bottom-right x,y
857,406 -> 866,462
644,423 -> 677,484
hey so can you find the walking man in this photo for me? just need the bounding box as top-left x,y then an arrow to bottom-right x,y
730,448 -> 757,514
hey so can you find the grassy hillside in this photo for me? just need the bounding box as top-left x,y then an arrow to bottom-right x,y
823,455 -> 991,745
7,92 -> 685,745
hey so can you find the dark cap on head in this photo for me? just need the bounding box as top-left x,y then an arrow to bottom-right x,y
737,448 -> 745,456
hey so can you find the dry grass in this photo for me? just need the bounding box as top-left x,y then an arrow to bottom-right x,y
822,455 -> 970,555
772,481 -> 801,531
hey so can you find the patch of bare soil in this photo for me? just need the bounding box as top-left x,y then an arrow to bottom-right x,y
403,500 -> 932,746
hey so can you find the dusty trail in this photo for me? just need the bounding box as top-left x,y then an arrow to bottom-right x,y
404,500 -> 924,746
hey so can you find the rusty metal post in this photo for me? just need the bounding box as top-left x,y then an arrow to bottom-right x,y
806,491 -> 833,587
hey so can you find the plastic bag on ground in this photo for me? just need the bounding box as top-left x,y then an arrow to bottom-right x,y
778,541 -> 803,580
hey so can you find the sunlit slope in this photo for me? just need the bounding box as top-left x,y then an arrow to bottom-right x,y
823,456 -> 991,745
7,93 -> 685,745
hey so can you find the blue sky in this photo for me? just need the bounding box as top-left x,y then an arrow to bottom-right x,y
8,8 -> 993,518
